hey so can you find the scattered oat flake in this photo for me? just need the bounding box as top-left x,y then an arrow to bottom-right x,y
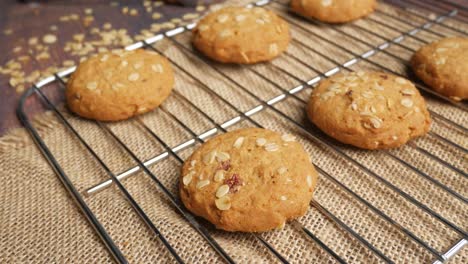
203,150 -> 217,165
307,175 -> 313,188
16,85 -> 25,93
265,142 -> 279,152
133,61 -> 144,69
171,17 -> 182,24
100,54 -> 109,62
256,138 -> 267,146
196,5 -> 206,12
369,117 -> 382,129
70,14 -> 79,20
183,13 -> 199,20
151,64 -> 163,73
197,24 -> 209,32
103,23 -> 112,30
277,167 -> 287,174
321,0 -> 332,6
129,8 -> 138,16
280,196 -> 287,201
128,73 -> 139,81
83,16 -> 94,27
356,71 -> 365,77
235,14 -> 246,22
217,14 -> 229,23
215,196 -> 231,210
233,137 -> 244,149
216,152 -> 230,162
362,91 -> 374,99
436,57 -> 446,65
395,77 -> 407,85
373,83 -> 384,91
216,185 -> 230,198
196,179 -> 210,189
43,34 -> 57,44
112,83 -> 125,90
161,22 -> 175,29
214,170 -> 225,182
9,78 -> 18,87
150,24 -> 161,32
269,43 -> 279,55
73,34 -> 84,42
3,29 -> 13,35
63,60 -> 75,66
36,51 -> 50,60
28,37 -> 38,45
401,89 -> 415,95
59,15 -> 70,22
281,133 -> 295,142
183,173 -> 193,186
219,29 -> 232,38
152,12 -> 162,19
253,7 -> 264,14
86,82 -> 98,90
400,98 -> 413,108
137,106 -> 147,113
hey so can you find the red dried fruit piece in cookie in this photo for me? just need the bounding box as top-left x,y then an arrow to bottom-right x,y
224,173 -> 242,193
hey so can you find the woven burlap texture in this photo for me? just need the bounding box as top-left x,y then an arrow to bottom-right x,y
1,0 -> 467,263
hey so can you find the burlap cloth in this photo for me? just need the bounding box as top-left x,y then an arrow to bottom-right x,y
1,0 -> 467,263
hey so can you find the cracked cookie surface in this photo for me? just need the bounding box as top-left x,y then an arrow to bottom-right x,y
192,6 -> 290,64
307,71 -> 431,149
180,128 -> 318,232
66,49 -> 174,121
291,0 -> 376,23
411,37 -> 468,100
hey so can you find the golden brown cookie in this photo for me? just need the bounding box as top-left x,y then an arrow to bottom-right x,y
192,7 -> 290,64
411,37 -> 468,101
307,72 -> 431,149
291,0 -> 377,23
180,128 -> 318,232
66,49 -> 174,121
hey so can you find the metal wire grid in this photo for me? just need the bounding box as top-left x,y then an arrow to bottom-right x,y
16,0 -> 467,263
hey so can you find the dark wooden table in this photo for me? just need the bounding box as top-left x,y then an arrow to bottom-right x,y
0,0 -> 217,136
0,0 -> 466,137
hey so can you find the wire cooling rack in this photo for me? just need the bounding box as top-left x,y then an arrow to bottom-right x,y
17,0 -> 467,263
